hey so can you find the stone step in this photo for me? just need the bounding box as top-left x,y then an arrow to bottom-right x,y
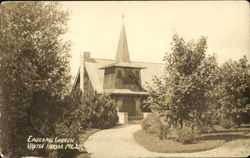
128,115 -> 143,120
128,115 -> 143,124
128,119 -> 142,124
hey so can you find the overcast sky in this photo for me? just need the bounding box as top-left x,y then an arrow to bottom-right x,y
62,1 -> 249,79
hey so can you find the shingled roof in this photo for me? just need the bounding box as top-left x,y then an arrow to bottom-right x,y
74,58 -> 165,94
99,61 -> 146,69
74,16 -> 166,94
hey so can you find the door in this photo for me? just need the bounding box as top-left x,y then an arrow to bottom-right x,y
122,96 -> 136,116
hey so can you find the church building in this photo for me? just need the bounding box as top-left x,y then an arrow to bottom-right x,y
73,18 -> 165,123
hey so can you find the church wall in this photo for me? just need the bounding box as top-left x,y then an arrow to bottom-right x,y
113,96 -> 123,112
74,75 -> 80,89
112,95 -> 144,117
115,67 -> 142,91
103,67 -> 116,89
134,97 -> 142,115
83,68 -> 93,92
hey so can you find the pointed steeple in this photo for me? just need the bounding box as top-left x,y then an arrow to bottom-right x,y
115,14 -> 130,62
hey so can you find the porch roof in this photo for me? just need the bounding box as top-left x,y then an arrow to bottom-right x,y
103,89 -> 149,96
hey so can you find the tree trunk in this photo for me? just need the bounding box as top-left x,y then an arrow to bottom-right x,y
180,119 -> 183,128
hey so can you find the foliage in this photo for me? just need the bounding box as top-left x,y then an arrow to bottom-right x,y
134,129 -> 226,153
199,125 -> 216,134
54,87 -> 84,139
220,119 -> 233,129
141,113 -> 170,140
83,90 -> 119,129
0,1 -> 78,157
144,34 -> 219,130
216,56 -> 250,126
176,127 -> 199,144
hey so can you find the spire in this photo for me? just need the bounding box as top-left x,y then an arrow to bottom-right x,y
115,14 -> 130,62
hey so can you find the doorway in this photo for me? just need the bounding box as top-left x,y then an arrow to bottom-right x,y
122,96 -> 136,116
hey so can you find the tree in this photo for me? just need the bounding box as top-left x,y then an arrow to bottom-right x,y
55,87 -> 84,137
144,34 -> 219,130
0,2 -> 73,157
216,56 -> 250,126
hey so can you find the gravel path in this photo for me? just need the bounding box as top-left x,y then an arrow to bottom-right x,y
84,124 -> 250,158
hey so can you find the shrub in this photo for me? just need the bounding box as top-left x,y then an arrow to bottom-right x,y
56,149 -> 80,158
83,91 -> 119,129
199,126 -> 216,134
220,119 -> 233,129
176,127 -> 198,144
141,113 -> 169,140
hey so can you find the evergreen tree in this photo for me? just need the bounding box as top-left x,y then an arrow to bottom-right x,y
83,90 -> 119,129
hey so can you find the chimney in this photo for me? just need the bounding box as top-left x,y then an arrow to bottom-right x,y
84,51 -> 90,61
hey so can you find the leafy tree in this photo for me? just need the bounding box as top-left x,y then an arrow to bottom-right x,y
0,2 -> 75,157
216,56 -> 250,126
145,34 -> 219,131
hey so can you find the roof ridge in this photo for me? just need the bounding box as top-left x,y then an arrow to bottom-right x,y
92,58 -> 115,61
89,58 -> 165,65
132,60 -> 165,64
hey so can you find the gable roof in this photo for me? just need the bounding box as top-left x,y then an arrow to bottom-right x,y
99,61 -> 146,69
74,58 -> 165,94
103,89 -> 149,96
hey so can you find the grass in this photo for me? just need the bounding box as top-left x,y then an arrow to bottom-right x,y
134,125 -> 250,153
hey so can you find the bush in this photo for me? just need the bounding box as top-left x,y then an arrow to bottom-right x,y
220,119 -> 233,129
83,91 -> 119,129
199,126 -> 216,134
141,113 -> 169,140
176,127 -> 198,144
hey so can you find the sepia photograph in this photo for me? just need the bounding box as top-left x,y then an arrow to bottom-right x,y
0,1 -> 249,158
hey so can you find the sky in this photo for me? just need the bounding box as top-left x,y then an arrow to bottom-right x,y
61,1 -> 249,80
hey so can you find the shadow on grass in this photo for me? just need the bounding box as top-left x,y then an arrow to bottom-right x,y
78,130 -> 86,135
238,124 -> 250,128
238,125 -> 250,128
213,129 -> 250,134
111,124 -> 129,129
77,152 -> 92,158
199,134 -> 249,142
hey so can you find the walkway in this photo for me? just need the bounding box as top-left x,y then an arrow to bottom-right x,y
84,124 -> 250,158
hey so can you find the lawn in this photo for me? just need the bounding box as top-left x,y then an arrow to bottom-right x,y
134,125 -> 250,153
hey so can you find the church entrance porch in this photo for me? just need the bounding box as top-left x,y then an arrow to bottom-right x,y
122,96 -> 136,116
114,95 -> 144,124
